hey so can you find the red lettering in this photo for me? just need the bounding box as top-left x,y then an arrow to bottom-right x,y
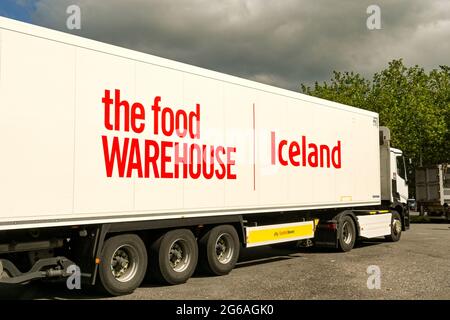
271,131 -> 276,165
102,136 -> 129,177
162,107 -> 175,136
189,104 -> 201,139
114,89 -> 130,132
202,145 -> 215,179
175,110 -> 188,138
174,142 -> 188,178
226,147 -> 237,179
144,140 -> 160,178
332,141 -> 341,169
215,146 -> 226,179
308,143 -> 318,167
271,133 -> 342,169
127,138 -> 143,178
302,136 -> 306,166
319,145 -> 330,168
102,90 -> 114,131
100,90 -> 243,180
152,96 -> 161,135
278,140 -> 288,166
289,141 -> 301,166
189,143 -> 201,179
131,102 -> 145,134
160,141 -> 173,178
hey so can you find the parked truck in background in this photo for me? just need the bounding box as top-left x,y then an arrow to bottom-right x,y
0,17 -> 409,296
416,164 -> 450,221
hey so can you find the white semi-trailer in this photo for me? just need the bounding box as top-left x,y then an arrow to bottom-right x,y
0,17 -> 410,295
416,164 -> 450,220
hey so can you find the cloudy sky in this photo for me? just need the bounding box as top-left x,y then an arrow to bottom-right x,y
1,0 -> 449,90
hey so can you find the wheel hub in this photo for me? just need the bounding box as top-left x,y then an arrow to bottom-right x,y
215,233 -> 234,264
169,239 -> 190,273
110,245 -> 139,282
170,244 -> 183,267
393,219 -> 402,235
342,221 -> 353,244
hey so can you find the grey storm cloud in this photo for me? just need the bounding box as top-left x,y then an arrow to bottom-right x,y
29,0 -> 450,90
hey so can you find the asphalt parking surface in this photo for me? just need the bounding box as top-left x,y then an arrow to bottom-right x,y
1,222 -> 449,300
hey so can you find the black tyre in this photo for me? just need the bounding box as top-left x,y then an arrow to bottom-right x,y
337,216 -> 356,252
198,225 -> 240,276
97,234 -> 148,296
149,229 -> 198,285
385,212 -> 402,242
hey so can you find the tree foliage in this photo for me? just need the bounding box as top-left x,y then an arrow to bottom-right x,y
301,59 -> 450,166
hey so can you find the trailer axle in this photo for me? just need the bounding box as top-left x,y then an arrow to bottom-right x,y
0,257 -> 74,284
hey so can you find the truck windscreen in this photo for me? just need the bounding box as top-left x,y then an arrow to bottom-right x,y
396,156 -> 406,180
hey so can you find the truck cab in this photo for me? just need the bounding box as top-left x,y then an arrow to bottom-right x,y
390,147 -> 409,205
379,127 -> 410,229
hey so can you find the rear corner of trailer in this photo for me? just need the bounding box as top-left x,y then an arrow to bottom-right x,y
0,17 -> 77,228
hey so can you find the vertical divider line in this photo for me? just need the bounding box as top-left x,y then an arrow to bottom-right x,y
72,47 -> 77,214
133,62 -> 137,211
253,103 -> 256,191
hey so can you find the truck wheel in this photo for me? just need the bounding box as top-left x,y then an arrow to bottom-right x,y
337,216 -> 356,252
385,212 -> 402,242
198,225 -> 240,276
98,234 -> 148,296
149,229 -> 198,285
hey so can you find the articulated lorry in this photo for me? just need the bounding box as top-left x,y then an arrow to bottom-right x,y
416,164 -> 450,220
0,17 -> 409,295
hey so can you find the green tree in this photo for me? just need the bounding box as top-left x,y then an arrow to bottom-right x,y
300,71 -> 370,110
428,66 -> 450,164
301,59 -> 450,166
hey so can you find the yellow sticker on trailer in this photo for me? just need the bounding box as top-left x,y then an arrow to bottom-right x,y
246,221 -> 315,247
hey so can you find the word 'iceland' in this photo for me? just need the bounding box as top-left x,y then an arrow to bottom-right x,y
101,89 -> 237,180
271,132 -> 342,169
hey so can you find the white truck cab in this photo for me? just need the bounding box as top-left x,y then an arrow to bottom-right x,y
379,128 -> 410,229
390,147 -> 409,205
